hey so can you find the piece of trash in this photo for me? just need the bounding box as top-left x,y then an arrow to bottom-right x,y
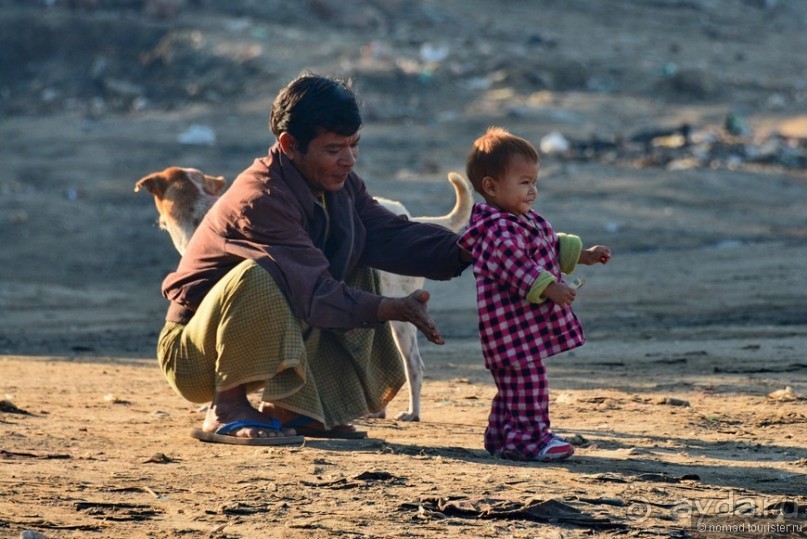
539,131 -> 570,154
406,497 -> 624,530
527,33 -> 556,47
131,96 -> 149,112
143,452 -> 174,464
103,394 -> 131,405
635,472 -> 700,483
41,87 -> 59,103
219,502 -> 264,516
419,43 -> 449,63
661,62 -> 679,76
178,124 -> 217,146
460,76 -> 493,91
768,387 -> 802,401
651,133 -> 687,148
725,111 -> 749,136
655,397 -> 690,407
0,399 -> 30,415
564,433 -> 589,446
355,471 -> 395,481
300,477 -> 357,489
1,449 -> 70,460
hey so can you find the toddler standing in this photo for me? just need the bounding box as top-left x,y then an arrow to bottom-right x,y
458,127 -> 611,461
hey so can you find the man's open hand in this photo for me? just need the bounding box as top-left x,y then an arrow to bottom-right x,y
377,290 -> 444,345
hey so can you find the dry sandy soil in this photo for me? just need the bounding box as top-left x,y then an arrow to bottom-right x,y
2,1 -> 807,537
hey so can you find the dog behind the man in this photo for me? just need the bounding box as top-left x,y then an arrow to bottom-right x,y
136,166 -> 473,421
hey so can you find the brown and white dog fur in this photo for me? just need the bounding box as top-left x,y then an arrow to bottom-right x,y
136,166 -> 473,421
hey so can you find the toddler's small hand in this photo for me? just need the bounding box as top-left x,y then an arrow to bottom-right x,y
543,282 -> 576,307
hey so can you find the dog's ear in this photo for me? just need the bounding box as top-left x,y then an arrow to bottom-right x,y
134,173 -> 168,198
201,175 -> 227,196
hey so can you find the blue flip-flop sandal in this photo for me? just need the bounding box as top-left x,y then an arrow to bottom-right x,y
283,416 -> 368,439
190,419 -> 305,446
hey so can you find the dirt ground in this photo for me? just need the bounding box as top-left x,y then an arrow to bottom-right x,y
2,1 -> 807,537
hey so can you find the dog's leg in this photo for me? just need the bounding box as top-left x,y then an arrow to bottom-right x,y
373,270 -> 425,422
389,320 -> 423,422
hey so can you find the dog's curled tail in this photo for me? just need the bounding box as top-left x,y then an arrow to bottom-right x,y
413,172 -> 474,233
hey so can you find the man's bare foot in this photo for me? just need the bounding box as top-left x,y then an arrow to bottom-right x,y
258,402 -> 305,425
203,386 -> 297,439
259,402 -> 366,439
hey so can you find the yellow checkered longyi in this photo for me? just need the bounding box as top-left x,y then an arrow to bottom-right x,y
157,259 -> 405,429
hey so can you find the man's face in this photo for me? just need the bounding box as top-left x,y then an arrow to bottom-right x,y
288,130 -> 360,194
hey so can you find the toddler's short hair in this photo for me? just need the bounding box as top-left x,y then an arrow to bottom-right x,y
466,127 -> 539,194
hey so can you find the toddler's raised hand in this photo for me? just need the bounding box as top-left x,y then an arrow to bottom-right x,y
580,245 -> 612,265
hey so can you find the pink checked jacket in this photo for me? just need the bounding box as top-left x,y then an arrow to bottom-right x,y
458,202 -> 585,370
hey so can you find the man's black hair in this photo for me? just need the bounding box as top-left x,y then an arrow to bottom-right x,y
270,72 -> 362,153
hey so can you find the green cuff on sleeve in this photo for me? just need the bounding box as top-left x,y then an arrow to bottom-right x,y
558,233 -> 582,274
526,272 -> 557,304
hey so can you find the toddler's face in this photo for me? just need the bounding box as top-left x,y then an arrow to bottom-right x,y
484,154 -> 539,216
